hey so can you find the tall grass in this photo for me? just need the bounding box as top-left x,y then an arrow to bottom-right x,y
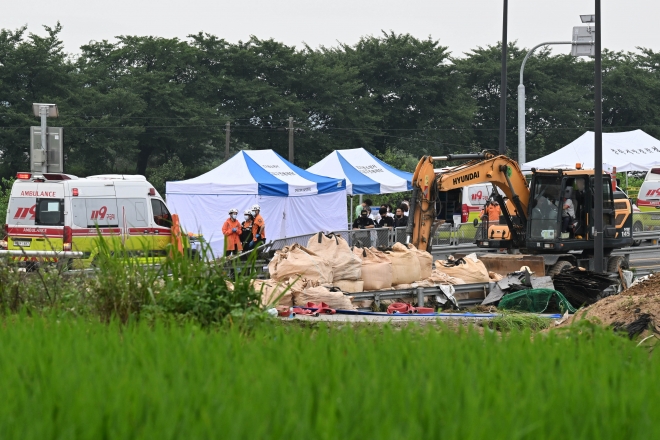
0,235 -> 262,326
1,317 -> 658,439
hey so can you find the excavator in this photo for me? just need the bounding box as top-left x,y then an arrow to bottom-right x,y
406,151 -> 633,275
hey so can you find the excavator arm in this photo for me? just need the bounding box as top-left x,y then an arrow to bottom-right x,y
407,152 -> 530,251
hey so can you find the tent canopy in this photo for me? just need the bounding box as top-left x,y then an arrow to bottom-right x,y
166,150 -> 347,256
307,148 -> 412,195
522,130 -> 660,172
166,149 -> 345,196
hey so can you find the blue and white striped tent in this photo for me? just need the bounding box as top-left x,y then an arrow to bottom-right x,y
166,150 -> 347,254
307,148 -> 412,195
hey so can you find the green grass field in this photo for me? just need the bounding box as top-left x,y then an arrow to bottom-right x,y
1,317 -> 658,439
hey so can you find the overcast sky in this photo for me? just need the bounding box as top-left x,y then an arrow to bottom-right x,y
3,0 -> 659,57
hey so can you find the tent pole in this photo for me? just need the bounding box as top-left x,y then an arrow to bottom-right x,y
625,172 -> 628,192
350,196 -> 353,226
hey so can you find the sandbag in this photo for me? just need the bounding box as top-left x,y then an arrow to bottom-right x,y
386,243 -> 421,285
293,285 -> 356,310
435,253 -> 490,283
252,279 -> 294,307
489,271 -> 504,282
268,243 -> 333,283
406,244 -> 432,279
427,270 -> 466,285
333,279 -> 364,293
307,232 -> 362,281
353,247 -> 393,291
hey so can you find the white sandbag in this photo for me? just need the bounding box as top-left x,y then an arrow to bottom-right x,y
353,247 -> 393,291
434,253 -> 490,283
406,244 -> 432,279
333,279 -> 364,293
307,232 -> 362,281
386,243 -> 421,285
293,285 -> 357,310
268,243 -> 333,284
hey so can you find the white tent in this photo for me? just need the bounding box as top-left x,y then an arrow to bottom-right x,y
166,150 -> 347,255
522,130 -> 660,172
307,148 -> 412,195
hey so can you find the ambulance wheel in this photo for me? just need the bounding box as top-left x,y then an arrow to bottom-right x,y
25,261 -> 40,272
632,221 -> 643,246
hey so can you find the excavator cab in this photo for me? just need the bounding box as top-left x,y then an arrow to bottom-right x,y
526,170 -> 633,252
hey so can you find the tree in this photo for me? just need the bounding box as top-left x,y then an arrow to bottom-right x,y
74,36 -> 224,175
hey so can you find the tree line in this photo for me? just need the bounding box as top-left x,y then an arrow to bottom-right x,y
2,23 -> 660,185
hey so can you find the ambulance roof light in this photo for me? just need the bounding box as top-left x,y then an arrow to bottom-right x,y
16,172 -> 31,180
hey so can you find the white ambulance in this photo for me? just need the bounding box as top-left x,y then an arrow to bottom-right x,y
637,167 -> 660,211
2,172 -> 176,268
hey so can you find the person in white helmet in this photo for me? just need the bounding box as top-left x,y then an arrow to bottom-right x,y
222,208 -> 242,256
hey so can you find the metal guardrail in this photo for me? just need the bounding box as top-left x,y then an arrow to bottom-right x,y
350,282 -> 492,309
0,250 -> 84,258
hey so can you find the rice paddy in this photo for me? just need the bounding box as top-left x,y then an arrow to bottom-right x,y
1,316 -> 658,439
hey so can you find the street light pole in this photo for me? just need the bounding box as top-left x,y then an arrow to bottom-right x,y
594,0 -> 604,272
499,0 -> 508,155
517,42 -> 571,165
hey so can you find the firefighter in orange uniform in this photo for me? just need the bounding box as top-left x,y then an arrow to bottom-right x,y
222,208 -> 242,256
247,204 -> 266,251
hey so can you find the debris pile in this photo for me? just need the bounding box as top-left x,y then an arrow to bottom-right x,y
555,273 -> 660,335
552,268 -> 617,308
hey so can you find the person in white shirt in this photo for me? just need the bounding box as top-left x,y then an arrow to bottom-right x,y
561,187 -> 575,233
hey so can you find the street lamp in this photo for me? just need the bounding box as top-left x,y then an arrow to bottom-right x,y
517,16 -> 596,165
517,41 -> 571,164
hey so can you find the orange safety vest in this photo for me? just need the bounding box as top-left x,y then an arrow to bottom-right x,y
252,214 -> 266,242
480,204 -> 501,222
222,217 -> 243,251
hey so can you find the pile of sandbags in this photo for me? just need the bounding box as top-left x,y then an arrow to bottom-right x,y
353,247 -> 393,291
435,254 -> 490,283
268,243 -> 333,284
385,243 -> 421,285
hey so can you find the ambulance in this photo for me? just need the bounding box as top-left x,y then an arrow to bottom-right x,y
637,167 -> 660,211
2,172 -> 177,268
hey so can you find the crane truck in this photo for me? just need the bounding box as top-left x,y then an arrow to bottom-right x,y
406,151 -> 633,275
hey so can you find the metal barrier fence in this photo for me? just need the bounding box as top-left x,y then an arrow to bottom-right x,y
262,221 -> 484,255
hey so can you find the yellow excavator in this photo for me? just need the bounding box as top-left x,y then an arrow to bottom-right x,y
406,151 -> 633,275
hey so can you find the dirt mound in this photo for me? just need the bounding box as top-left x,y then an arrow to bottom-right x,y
557,274 -> 660,331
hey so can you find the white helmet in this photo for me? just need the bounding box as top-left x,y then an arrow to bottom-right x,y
251,204 -> 261,211
244,210 -> 252,216
228,208 -> 238,214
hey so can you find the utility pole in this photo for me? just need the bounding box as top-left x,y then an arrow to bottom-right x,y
594,0 -> 604,272
288,117 -> 294,164
499,0 -> 508,155
225,121 -> 230,161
